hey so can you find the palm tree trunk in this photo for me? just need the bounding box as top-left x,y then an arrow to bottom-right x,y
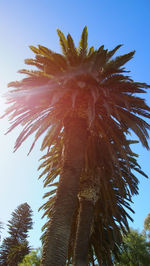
73,198 -> 94,266
41,117 -> 88,266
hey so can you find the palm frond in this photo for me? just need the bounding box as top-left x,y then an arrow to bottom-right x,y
57,29 -> 68,57
78,26 -> 88,57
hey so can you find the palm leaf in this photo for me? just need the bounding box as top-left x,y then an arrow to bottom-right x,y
57,29 -> 68,57
78,26 -> 88,57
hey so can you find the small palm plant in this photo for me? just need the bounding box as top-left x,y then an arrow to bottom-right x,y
3,27 -> 150,265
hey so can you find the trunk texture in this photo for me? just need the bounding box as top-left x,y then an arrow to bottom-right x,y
73,198 -> 94,266
41,117 -> 87,266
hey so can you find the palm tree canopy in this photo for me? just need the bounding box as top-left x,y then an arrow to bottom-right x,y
3,26 -> 150,155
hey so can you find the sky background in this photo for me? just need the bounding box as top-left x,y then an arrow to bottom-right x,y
0,0 -> 150,249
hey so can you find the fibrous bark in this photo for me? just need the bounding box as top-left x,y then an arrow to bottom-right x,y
73,198 -> 94,266
41,117 -> 87,266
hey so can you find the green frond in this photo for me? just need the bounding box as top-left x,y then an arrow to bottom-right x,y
43,189 -> 57,199
24,58 -> 44,70
67,34 -> 78,65
57,29 -> 68,56
18,69 -> 47,77
67,34 -> 77,55
52,53 -> 68,69
28,120 -> 61,154
41,123 -> 62,151
105,50 -> 135,71
106,44 -> 123,61
8,75 -> 50,88
84,45 -> 106,71
38,45 -> 53,57
47,182 -> 59,188
43,168 -> 60,187
133,167 -> 149,178
97,45 -> 104,53
35,54 -> 65,75
93,48 -> 108,70
135,81 -> 150,89
88,46 -> 94,56
29,45 -> 40,54
78,26 -> 88,57
116,108 -> 150,149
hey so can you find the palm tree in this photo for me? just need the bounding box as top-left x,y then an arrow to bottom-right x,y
3,27 -> 150,265
39,138 -> 147,265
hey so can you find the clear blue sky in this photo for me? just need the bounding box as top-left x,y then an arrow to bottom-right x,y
0,0 -> 150,248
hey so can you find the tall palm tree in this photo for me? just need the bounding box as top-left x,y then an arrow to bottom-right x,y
39,137 -> 147,265
3,27 -> 150,265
